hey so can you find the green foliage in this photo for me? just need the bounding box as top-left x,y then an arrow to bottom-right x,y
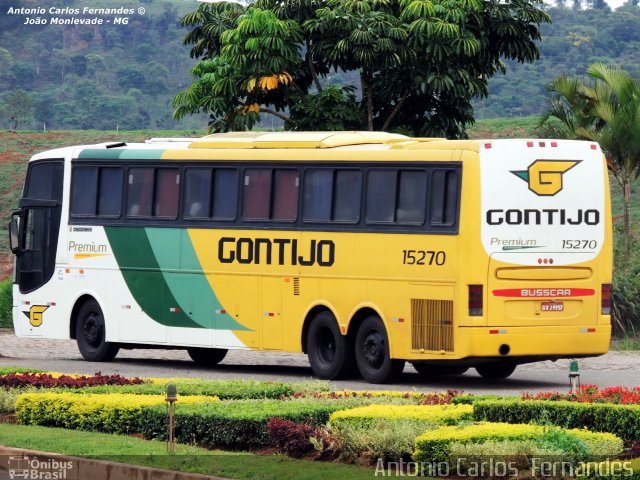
473,399 -> 640,441
0,367 -> 42,375
612,232 -> 640,335
2,89 -> 34,130
0,278 -> 12,328
140,397 -> 413,449
175,0 -> 550,137
15,392 -> 216,434
413,422 -> 623,464
44,379 -> 327,399
287,86 -> 363,130
0,388 -> 18,413
329,404 -> 473,429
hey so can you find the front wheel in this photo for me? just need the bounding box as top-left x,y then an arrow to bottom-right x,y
475,362 -> 516,379
307,311 -> 354,379
187,347 -> 228,367
355,316 -> 404,384
75,299 -> 119,362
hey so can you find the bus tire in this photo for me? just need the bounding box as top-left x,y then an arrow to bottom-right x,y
475,362 -> 516,379
307,311 -> 354,380
355,316 -> 404,384
75,299 -> 119,362
412,363 -> 469,377
187,347 -> 228,367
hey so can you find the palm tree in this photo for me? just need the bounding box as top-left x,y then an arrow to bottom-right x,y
539,63 -> 640,256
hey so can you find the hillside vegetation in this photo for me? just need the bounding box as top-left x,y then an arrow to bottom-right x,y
2,1 -> 640,131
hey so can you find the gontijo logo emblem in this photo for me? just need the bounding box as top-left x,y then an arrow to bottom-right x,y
511,160 -> 580,196
22,305 -> 49,327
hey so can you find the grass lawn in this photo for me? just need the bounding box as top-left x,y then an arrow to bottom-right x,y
0,424 -> 375,480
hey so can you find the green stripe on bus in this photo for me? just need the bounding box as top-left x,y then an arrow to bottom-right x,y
78,149 -> 166,160
104,226 -> 204,329
78,149 -> 126,159
145,228 -> 250,331
119,149 -> 166,160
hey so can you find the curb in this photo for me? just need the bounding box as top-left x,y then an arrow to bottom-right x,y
0,445 -> 229,480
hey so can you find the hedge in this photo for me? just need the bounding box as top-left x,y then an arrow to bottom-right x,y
43,379 -> 327,399
414,422 -> 624,464
15,392 -> 217,433
473,399 -> 640,441
140,397 -> 407,449
329,404 -> 473,429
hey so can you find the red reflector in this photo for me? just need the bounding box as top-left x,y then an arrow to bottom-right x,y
527,141 -> 534,147
539,141 -> 545,147
588,328 -> 596,333
490,330 -> 499,334
601,284 -> 611,315
591,144 -> 597,150
551,142 -> 557,147
484,143 -> 492,149
469,285 -> 483,316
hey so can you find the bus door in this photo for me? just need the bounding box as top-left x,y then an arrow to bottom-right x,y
11,161 -> 64,294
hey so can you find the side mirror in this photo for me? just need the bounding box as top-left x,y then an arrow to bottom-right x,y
9,214 -> 20,253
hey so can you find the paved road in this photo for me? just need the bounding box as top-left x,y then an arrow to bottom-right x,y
1,330 -> 638,395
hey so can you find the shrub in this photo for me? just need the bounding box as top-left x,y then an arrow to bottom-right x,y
0,279 -> 12,329
413,422 -> 623,464
0,388 -> 18,413
0,367 -> 43,376
297,389 -> 462,405
15,392 -> 217,434
329,404 -> 473,429
328,404 -> 472,464
139,397 -> 398,449
473,399 -> 640,441
0,372 -> 145,389
46,379 -> 326,399
267,417 -> 334,458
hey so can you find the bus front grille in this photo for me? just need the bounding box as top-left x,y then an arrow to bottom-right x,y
411,299 -> 454,352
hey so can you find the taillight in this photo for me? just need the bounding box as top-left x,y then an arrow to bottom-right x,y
469,285 -> 483,316
601,284 -> 611,315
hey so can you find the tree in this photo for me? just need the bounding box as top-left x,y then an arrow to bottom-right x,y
3,89 -> 35,130
173,0 -> 550,137
539,63 -> 640,256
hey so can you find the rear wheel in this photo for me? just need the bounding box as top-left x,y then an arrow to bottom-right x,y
475,362 -> 516,379
307,311 -> 354,379
187,347 -> 228,367
412,363 -> 469,377
355,316 -> 404,384
75,299 -> 119,362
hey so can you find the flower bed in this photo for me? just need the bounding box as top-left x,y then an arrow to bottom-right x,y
15,392 -> 217,433
523,385 -> 640,405
0,372 -> 144,389
473,399 -> 640,441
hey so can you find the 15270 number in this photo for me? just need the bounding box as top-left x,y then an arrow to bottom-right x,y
402,250 -> 446,265
562,240 -> 597,249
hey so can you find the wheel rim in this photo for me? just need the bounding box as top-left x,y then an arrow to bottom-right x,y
362,329 -> 385,370
83,313 -> 103,348
316,327 -> 336,365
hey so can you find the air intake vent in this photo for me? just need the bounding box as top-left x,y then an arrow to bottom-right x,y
293,278 -> 300,296
411,299 -> 454,352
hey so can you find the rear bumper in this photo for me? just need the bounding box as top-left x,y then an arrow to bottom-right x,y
401,325 -> 610,362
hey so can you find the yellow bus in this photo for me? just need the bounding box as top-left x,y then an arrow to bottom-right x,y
9,131 -> 612,383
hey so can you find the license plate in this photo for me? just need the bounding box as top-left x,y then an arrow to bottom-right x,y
541,301 -> 564,312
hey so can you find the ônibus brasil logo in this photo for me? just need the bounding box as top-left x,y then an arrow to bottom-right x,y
511,160 -> 580,196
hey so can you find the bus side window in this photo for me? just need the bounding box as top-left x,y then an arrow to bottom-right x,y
272,170 -> 299,221
212,168 -> 238,220
184,168 -> 212,219
71,166 -> 98,216
397,170 -> 427,224
154,168 -> 180,218
127,168 -> 154,217
243,169 -> 272,220
333,170 -> 361,222
303,169 -> 360,223
366,170 -> 396,223
97,167 -> 123,217
431,169 -> 458,226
